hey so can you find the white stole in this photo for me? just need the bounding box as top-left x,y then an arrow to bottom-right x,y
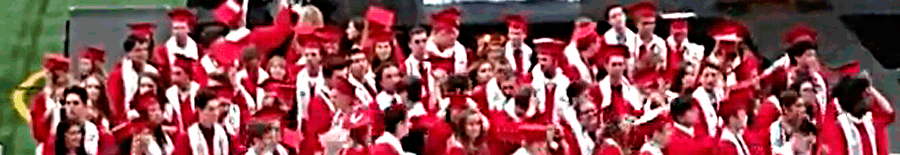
530,65 -> 572,114
122,58 -> 158,111
188,124 -> 230,155
164,36 -> 199,65
223,103 -> 242,136
692,88 -> 724,136
633,35 -> 669,69
424,39 -> 468,74
200,56 -> 217,74
348,75 -> 375,105
485,78 -> 507,111
837,112 -> 877,155
48,111 -> 100,155
295,68 -> 324,118
244,145 -> 288,155
165,82 -> 200,122
504,41 -> 533,74
597,76 -> 641,110
146,133 -> 176,155
720,129 -> 751,155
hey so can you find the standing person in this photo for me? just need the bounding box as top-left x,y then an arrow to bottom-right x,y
819,75 -> 894,155
768,24 -> 818,71
347,49 -> 378,105
298,76 -> 357,155
293,41 -> 325,119
374,63 -> 407,111
570,85 -> 600,155
108,34 -> 159,125
31,53 -> 72,144
769,91 -> 811,154
367,30 -> 405,71
629,2 -> 668,78
405,26 -> 429,78
444,108 -> 491,155
165,58 -> 203,130
602,4 -> 636,52
81,75 -> 112,130
714,93 -> 753,155
503,14 -> 534,76
594,45 -> 642,122
375,105 -> 413,155
425,8 -> 468,74
39,87 -> 104,155
155,8 -> 200,88
78,46 -> 107,78
529,38 -> 575,123
176,88 -> 231,155
570,20 -> 603,81
665,97 -> 714,155
690,62 -> 726,137
660,11 -> 704,80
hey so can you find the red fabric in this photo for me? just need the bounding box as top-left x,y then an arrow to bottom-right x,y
714,140 -> 740,155
818,99 -> 895,155
179,96 -> 198,130
665,125 -> 714,155
299,97 -> 334,155
247,7 -> 294,57
664,45 -> 684,81
339,143 -> 400,155
592,143 -> 622,155
599,87 -> 642,122
855,124 -> 874,155
470,84 -> 490,115
423,121 -> 454,155
153,46 -> 173,87
29,91 -> 50,143
106,68 -> 127,125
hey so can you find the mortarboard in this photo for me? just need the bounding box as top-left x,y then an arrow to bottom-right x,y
127,22 -> 157,38
366,6 -> 395,30
43,53 -> 69,72
214,0 -> 242,28
661,11 -> 695,34
133,93 -> 160,112
314,26 -> 343,42
168,8 -> 196,26
79,46 -> 106,62
708,21 -> 748,42
629,2 -> 657,19
209,40 -> 244,68
330,77 -> 356,97
719,89 -> 752,119
504,14 -> 527,30
533,38 -> 566,58
113,122 -> 149,142
783,24 -> 818,45
431,7 -> 462,31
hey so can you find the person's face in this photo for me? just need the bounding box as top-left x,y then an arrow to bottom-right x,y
267,60 -> 287,80
349,53 -> 369,77
346,22 -> 359,40
434,29 -> 459,45
537,54 -> 555,68
300,48 -> 321,66
65,93 -> 87,121
578,103 -> 600,131
147,102 -> 164,124
606,56 -> 626,77
396,121 -> 410,138
682,107 -> 700,125
700,67 -> 722,89
681,66 -> 698,89
82,77 -> 102,102
128,42 -> 151,63
508,28 -> 526,45
64,125 -> 83,149
786,99 -> 809,120
607,7 -> 626,29
172,67 -> 190,85
262,129 -> 280,146
798,82 -> 818,101
173,23 -> 190,40
671,26 -> 688,42
330,91 -> 355,111
331,67 -> 349,80
499,80 -> 518,96
138,77 -> 157,95
476,63 -> 494,84
323,41 -> 340,54
375,42 -> 392,59
795,49 -> 817,68
637,17 -> 656,35
409,33 -> 428,54
80,58 -> 93,73
731,109 -> 748,129
581,41 -> 601,59
199,98 -> 223,124
464,115 -> 483,138
379,66 -> 403,91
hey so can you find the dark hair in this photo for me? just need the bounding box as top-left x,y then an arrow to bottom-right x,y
384,105 -> 408,134
194,88 -> 217,109
405,76 -> 422,102
242,46 -> 259,61
62,86 -> 89,105
605,4 -> 625,21
785,41 -> 816,65
789,71 -> 815,92
467,60 -> 492,84
576,35 -> 599,52
778,91 -> 801,110
669,62 -> 694,93
55,121 -> 88,155
514,87 -> 536,109
450,109 -> 483,141
567,80 -> 590,99
208,72 -> 232,88
123,35 -> 153,53
374,63 -> 402,90
82,75 -> 111,119
322,56 -> 350,79
795,119 -> 817,135
832,76 -> 871,112
409,26 -> 428,38
194,22 -> 229,46
443,74 -> 472,93
136,72 -> 167,104
670,96 -> 696,122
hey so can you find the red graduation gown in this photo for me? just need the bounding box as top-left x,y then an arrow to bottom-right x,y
107,67 -> 127,125
665,125 -> 714,155
338,144 -> 400,155
30,91 -> 52,143
818,99 -> 894,155
298,97 -> 334,155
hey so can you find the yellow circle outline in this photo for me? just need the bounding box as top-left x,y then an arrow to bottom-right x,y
11,70 -> 46,123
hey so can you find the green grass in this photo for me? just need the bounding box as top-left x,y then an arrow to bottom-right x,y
0,0 -> 182,154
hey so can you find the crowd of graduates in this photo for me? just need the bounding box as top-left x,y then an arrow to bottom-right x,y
27,0 -> 896,154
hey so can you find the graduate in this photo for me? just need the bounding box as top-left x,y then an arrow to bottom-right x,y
39,86 -> 104,155
664,97 -> 714,155
375,104 -> 414,155
78,46 -> 108,78
177,88 -> 232,155
374,63 -> 407,111
629,2 -> 669,77
425,7 -> 468,74
404,26 -> 429,78
660,11 -> 704,80
528,38 -> 576,123
818,75 -> 894,155
154,8 -> 200,87
244,110 -> 292,155
165,57 -> 204,130
31,53 -> 73,144
502,14 -> 534,76
690,62 -> 726,137
347,49 -> 379,105
108,33 -> 159,124
714,93 -> 753,155
602,4 -> 637,52
593,45 -> 642,122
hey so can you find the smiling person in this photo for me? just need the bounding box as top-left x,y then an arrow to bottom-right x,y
108,33 -> 159,125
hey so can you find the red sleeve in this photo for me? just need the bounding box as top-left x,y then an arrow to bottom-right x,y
173,132 -> 193,155
154,46 -> 172,87
29,92 -> 50,143
593,145 -> 622,155
714,141 -> 739,155
191,62 -> 208,87
106,70 -> 126,125
248,7 -> 293,57
423,122 -> 453,155
302,97 -> 333,136
751,100 -> 781,130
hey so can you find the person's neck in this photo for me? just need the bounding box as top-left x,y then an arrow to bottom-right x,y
609,76 -> 623,86
353,74 -> 365,81
437,41 -> 454,51
200,122 -> 214,128
308,65 -> 320,77
640,33 -> 653,42
726,125 -> 741,135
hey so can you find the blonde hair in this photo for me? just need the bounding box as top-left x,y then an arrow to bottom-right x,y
295,5 -> 324,28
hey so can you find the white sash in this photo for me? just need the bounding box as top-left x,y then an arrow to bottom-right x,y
165,37 -> 199,65
692,88 -> 723,136
504,42 -> 533,74
721,129 -> 751,155
424,39 -> 468,73
188,124 -> 229,155
837,112 -> 877,155
223,104 -> 241,136
597,76 -> 641,110
485,78 -> 506,111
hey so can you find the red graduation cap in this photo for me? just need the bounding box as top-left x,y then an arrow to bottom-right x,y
261,80 -> 297,102
431,7 -> 462,31
629,2 -> 657,19
43,53 -> 70,72
368,30 -> 394,44
734,58 -> 760,81
173,55 -> 196,75
533,38 -> 566,58
719,89 -> 752,119
330,77 -> 356,97
133,93 -> 160,112
366,6 -> 395,30
127,22 -> 157,38
504,14 -> 527,30
207,84 -> 236,99
428,59 -> 454,73
782,24 -> 818,45
168,8 -> 196,26
113,122 -> 149,142
660,11 -> 695,33
209,41 -> 244,68
79,46 -> 106,62
573,22 -> 598,41
632,72 -> 663,89
599,45 -> 630,65
637,114 -> 671,135
445,93 -> 472,110
214,0 -> 242,27
495,123 -> 549,143
250,107 -> 287,124
314,26 -> 343,42
708,21 -> 748,42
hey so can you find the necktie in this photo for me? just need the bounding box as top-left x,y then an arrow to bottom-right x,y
363,82 -> 377,96
708,89 -> 718,109
514,49 -> 523,74
616,34 -> 625,44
